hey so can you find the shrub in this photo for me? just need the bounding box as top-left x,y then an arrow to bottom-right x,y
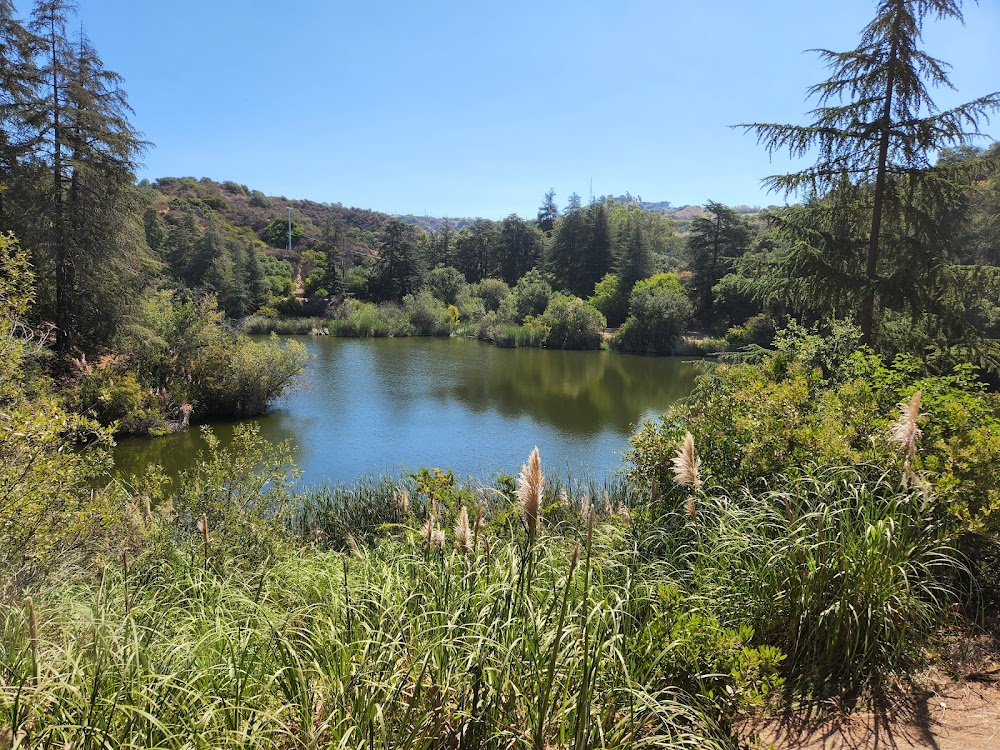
614,285 -> 692,353
628,324 -> 1000,534
512,269 -> 552,321
684,469 -> 959,697
403,290 -> 454,336
191,334 -> 308,417
589,273 -> 628,327
541,294 -> 605,350
472,277 -> 512,312
75,364 -> 166,434
425,266 -> 467,305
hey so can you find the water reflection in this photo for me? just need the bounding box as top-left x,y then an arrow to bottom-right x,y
112,337 -> 702,485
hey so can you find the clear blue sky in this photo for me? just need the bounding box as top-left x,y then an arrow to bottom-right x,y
32,0 -> 1000,218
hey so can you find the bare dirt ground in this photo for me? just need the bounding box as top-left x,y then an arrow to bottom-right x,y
743,623 -> 1000,749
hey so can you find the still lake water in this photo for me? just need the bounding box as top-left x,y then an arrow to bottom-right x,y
112,337 -> 704,486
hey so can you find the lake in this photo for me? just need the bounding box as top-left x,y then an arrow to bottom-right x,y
112,337 -> 705,486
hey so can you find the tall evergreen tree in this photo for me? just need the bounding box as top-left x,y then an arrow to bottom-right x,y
615,209 -> 655,294
742,0 -> 1000,345
452,218 -> 500,283
29,0 -> 152,350
497,214 -> 542,285
536,188 -> 558,235
372,218 -> 422,301
0,1 -> 40,226
687,201 -> 751,326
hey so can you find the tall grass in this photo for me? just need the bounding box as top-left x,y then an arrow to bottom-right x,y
679,467 -> 961,698
1,530 -> 740,749
242,315 -> 328,335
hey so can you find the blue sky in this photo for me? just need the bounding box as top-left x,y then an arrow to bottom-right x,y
35,0 -> 1000,218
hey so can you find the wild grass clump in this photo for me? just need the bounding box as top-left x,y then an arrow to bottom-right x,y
674,468 -> 961,699
327,300 -> 411,337
241,315 -> 327,335
0,507 -> 762,749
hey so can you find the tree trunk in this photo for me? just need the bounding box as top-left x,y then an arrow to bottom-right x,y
861,17 -> 900,345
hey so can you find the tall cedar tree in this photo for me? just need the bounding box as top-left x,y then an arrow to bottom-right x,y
498,214 -> 542,285
0,1 -> 40,225
28,0 -> 152,351
687,201 -> 751,327
372,218 -> 422,300
615,208 -> 655,294
742,0 -> 1000,345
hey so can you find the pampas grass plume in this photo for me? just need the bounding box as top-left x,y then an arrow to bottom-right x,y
518,446 -> 543,543
671,432 -> 702,489
454,506 -> 472,553
890,390 -> 923,460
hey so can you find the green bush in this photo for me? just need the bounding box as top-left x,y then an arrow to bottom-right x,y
614,285 -> 692,353
403,289 -> 454,336
472,277 -> 512,312
191,334 -> 308,417
541,294 -> 605,350
75,365 -> 166,434
511,269 -> 553,321
589,273 -> 628,327
683,470 -> 958,697
425,266 -> 467,305
628,323 -> 1000,533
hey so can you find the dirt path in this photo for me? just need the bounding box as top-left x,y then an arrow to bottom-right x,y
746,679 -> 1000,749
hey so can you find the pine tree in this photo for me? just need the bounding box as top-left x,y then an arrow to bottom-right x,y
687,201 -> 751,326
498,214 -> 542,285
536,189 -> 558,235
0,1 -> 40,226
741,0 -> 1000,345
615,208 -> 655,294
29,0 -> 151,350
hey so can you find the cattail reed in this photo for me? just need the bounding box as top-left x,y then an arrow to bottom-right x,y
672,432 -> 702,489
602,491 -> 612,516
581,493 -> 591,520
400,488 -> 410,514
454,506 -> 472,553
518,447 -> 543,545
559,488 -> 568,507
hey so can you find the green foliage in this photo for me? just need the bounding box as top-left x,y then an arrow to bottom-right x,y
75,365 -> 165,435
0,233 -> 118,590
424,265 -> 467,305
402,289 -> 454,336
541,294 -> 605,350
161,424 -> 299,565
511,269 -> 553,321
632,586 -> 784,726
628,324 -> 1000,534
614,282 -> 692,354
686,202 -> 752,328
683,470 -> 958,697
191,334 -> 308,418
471,277 -> 511,313
741,0 -> 1000,346
328,299 -> 410,337
589,272 -> 628,327
262,216 -> 303,248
